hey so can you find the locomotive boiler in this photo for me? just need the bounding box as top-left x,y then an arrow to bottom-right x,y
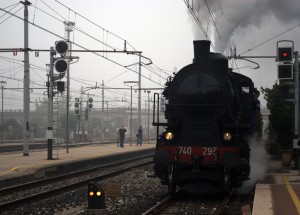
153,40 -> 260,194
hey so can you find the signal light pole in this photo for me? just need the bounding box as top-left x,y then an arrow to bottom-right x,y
124,81 -> 139,146
47,47 -> 55,160
147,90 -> 151,144
1,81 -> 6,144
22,0 -> 31,156
64,21 -> 75,153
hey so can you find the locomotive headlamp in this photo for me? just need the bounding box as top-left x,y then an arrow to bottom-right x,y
96,191 -> 101,196
165,132 -> 174,140
223,132 -> 232,141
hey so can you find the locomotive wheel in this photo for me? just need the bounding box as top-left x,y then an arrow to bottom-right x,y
168,164 -> 176,195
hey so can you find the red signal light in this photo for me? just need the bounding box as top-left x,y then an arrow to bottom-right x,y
278,47 -> 293,62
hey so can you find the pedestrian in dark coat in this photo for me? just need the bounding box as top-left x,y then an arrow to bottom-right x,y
137,126 -> 143,146
118,126 -> 127,148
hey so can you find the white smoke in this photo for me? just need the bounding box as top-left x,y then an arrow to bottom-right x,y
189,0 -> 300,53
236,136 -> 270,194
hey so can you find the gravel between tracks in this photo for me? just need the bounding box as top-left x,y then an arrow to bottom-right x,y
1,164 -> 168,215
1,164 -> 253,215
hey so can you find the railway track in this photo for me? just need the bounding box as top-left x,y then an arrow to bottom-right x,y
142,189 -> 235,215
0,154 -> 152,211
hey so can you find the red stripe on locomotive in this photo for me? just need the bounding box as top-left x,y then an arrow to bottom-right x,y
158,145 -> 239,165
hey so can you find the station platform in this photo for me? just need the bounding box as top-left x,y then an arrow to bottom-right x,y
253,160 -> 300,215
0,141 -> 155,188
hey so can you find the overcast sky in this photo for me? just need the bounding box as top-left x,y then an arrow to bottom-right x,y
1,0 -> 300,111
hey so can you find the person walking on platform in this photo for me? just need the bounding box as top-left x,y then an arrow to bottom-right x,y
118,126 -> 127,148
137,126 -> 143,146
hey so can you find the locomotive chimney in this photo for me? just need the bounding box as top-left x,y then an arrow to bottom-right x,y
193,40 -> 210,63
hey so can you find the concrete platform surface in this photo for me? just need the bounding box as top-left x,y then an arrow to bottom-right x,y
253,160 -> 300,215
0,142 -> 155,187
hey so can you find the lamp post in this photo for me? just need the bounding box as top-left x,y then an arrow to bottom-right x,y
0,81 -> 7,144
147,90 -> 151,144
124,81 -> 139,146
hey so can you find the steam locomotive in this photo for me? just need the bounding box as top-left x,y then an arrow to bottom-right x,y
153,40 -> 260,194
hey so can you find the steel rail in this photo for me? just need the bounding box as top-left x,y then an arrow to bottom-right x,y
142,192 -> 176,215
0,155 -> 153,210
214,188 -> 235,215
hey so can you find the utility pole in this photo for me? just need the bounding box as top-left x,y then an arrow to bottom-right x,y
1,81 -> 7,144
147,90 -> 151,144
84,94 -> 89,142
79,86 -> 83,142
124,81 -> 139,146
64,21 -> 75,153
47,47 -> 54,160
22,0 -> 31,156
102,80 -> 104,143
138,53 -> 142,129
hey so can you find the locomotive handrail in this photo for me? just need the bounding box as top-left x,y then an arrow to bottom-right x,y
152,93 -> 168,127
153,93 -> 159,143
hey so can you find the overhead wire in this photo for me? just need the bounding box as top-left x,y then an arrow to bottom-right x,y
53,0 -> 137,51
31,3 -> 64,23
239,22 -> 300,55
182,0 -> 216,51
32,0 -> 38,24
0,7 -> 165,88
40,0 -> 65,21
0,2 -> 21,19
204,0 -> 221,39
1,2 -> 168,87
0,4 -> 23,25
0,66 -> 23,74
218,0 -> 223,15
104,69 -> 131,84
1,1 -> 168,110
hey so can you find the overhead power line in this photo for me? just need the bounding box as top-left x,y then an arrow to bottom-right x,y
53,0 -> 137,51
204,0 -> 221,39
0,3 -> 23,25
0,8 -> 164,87
182,0 -> 216,51
239,22 -> 300,55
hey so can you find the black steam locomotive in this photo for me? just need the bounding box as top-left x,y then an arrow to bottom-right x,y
153,40 -> 260,194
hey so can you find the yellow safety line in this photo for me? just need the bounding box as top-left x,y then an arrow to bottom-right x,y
0,166 -> 23,174
283,175 -> 300,214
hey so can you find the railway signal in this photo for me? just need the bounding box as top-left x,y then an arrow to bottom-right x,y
53,40 -> 69,92
86,182 -> 106,211
54,40 -> 69,74
277,47 -> 293,62
88,97 -> 93,109
278,64 -> 293,80
74,98 -> 80,115
277,41 -> 294,81
84,97 -> 93,120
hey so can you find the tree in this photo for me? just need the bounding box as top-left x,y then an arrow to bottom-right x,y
261,82 -> 293,153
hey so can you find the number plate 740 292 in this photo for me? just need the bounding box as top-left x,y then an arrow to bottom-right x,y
178,147 -> 218,156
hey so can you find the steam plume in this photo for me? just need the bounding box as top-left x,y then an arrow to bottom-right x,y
190,0 -> 300,53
